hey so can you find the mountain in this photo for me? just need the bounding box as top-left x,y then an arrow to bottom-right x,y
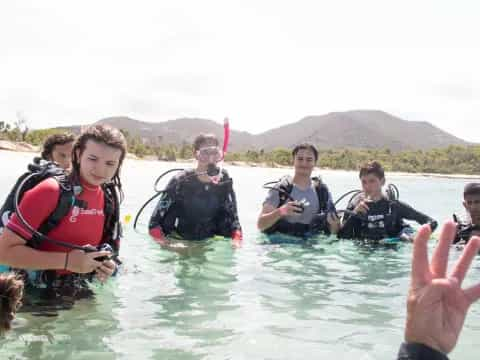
62,117 -> 256,152
255,110 -> 470,151
60,110 -> 472,152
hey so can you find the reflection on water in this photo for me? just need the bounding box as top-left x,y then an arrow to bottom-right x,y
1,151 -> 479,359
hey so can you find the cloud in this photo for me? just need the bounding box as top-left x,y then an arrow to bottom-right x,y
0,0 -> 479,142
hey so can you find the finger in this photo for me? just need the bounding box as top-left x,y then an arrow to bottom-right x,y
91,259 -> 103,269
451,236 -> 480,285
88,251 -> 111,259
431,221 -> 457,278
411,224 -> 432,287
97,264 -> 114,276
464,282 -> 480,305
95,272 -> 107,282
103,260 -> 116,269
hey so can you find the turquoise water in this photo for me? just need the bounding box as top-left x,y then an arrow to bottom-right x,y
1,150 -> 480,360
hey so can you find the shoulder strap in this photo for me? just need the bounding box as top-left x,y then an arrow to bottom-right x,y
29,176 -> 75,248
277,175 -> 293,207
312,177 -> 329,212
101,183 -> 121,253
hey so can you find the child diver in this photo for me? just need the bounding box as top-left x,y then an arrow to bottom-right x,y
149,132 -> 242,246
338,161 -> 437,241
257,143 -> 339,238
454,182 -> 480,244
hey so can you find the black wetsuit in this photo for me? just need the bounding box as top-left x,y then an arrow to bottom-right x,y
454,221 -> 480,244
338,196 -> 437,241
397,343 -> 448,359
149,169 -> 241,240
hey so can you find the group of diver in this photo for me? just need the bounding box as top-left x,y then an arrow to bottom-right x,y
0,122 -> 479,359
148,134 -> 478,248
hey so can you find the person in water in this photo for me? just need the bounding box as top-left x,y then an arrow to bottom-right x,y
398,221 -> 480,359
41,132 -> 76,170
0,133 -> 76,235
0,125 -> 125,300
257,143 -> 340,237
149,133 -> 242,245
0,272 -> 23,334
338,160 -> 437,241
453,182 -> 480,245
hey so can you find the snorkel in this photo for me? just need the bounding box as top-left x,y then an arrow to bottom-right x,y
205,117 -> 230,183
134,118 -> 232,231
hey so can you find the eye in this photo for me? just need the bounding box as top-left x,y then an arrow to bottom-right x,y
88,156 -> 97,162
106,161 -> 117,167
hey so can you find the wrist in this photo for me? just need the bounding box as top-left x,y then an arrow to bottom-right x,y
231,230 -> 242,241
278,206 -> 288,217
400,342 -> 448,359
405,332 -> 446,355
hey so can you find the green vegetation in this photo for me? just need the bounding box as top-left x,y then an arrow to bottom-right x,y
225,146 -> 480,175
2,123 -> 479,174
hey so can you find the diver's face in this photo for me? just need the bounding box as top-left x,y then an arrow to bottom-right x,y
360,174 -> 385,198
50,142 -> 74,170
76,140 -> 122,187
463,193 -> 480,223
293,149 -> 316,177
194,140 -> 221,168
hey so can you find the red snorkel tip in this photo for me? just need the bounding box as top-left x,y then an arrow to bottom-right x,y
222,117 -> 230,158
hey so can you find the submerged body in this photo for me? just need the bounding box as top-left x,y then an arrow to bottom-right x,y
149,169 -> 241,241
338,195 -> 436,241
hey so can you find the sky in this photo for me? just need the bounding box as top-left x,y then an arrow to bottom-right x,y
0,0 -> 479,141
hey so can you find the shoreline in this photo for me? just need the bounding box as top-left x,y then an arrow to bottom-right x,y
1,145 -> 479,180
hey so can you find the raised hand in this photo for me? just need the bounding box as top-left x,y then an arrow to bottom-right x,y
405,221 -> 480,354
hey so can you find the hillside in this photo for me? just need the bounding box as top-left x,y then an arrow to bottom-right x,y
59,110 -> 472,152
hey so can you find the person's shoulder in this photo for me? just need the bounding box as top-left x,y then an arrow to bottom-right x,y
33,177 -> 61,195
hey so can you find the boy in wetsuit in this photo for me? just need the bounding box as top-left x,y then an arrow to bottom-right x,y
453,182 -> 480,244
257,143 -> 339,237
41,133 -> 76,171
338,160 -> 437,241
0,132 -> 75,235
149,133 -> 242,245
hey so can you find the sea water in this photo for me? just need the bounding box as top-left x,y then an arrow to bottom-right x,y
1,150 -> 479,360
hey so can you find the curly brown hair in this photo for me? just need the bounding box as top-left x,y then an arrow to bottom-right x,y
0,273 -> 24,335
71,124 -> 127,199
41,133 -> 76,161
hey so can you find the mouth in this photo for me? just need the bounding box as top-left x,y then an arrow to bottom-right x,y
91,174 -> 105,182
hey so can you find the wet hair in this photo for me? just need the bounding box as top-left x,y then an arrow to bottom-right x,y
292,143 -> 318,161
193,134 -> 219,151
0,273 -> 24,335
359,160 -> 385,180
464,183 -> 480,198
41,133 -> 76,160
71,125 -> 127,199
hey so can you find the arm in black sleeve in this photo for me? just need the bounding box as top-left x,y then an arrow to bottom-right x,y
148,176 -> 179,234
395,201 -> 438,232
221,182 -> 242,234
337,214 -> 360,239
337,201 -> 362,239
397,343 -> 448,360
